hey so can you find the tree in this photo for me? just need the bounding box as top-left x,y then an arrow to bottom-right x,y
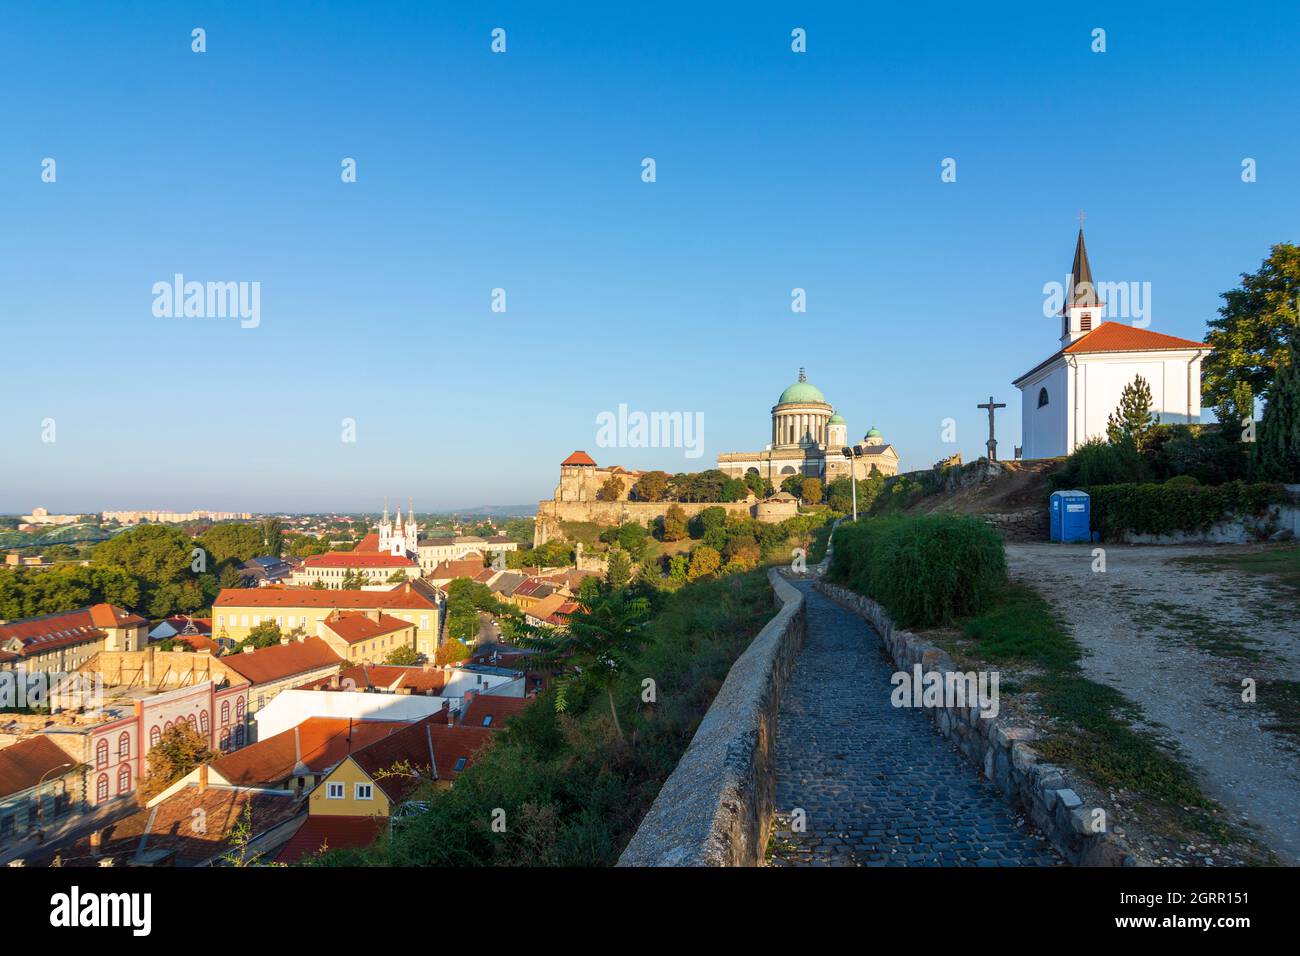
1204,243 -> 1300,424
800,478 -> 823,505
631,471 -> 669,502
687,546 -> 721,581
1251,339 -> 1300,481
1106,374 -> 1158,453
605,549 -> 632,592
744,471 -> 773,499
723,535 -> 761,569
386,570 -> 409,583
661,504 -> 688,542
240,621 -> 282,650
514,592 -> 651,745
198,523 -> 264,565
576,575 -> 603,605
385,644 -> 420,665
139,722 -> 216,802
260,518 -> 284,558
434,637 -> 471,665
595,476 -> 625,501
92,524 -> 192,586
668,553 -> 688,584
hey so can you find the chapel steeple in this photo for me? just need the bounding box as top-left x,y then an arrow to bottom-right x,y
1061,223 -> 1103,346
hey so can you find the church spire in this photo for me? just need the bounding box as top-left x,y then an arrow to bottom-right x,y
1068,227 -> 1099,309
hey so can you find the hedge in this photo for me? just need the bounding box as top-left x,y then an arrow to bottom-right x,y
1087,481 -> 1289,537
828,515 -> 1007,628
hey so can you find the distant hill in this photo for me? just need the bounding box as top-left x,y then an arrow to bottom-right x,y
451,505 -> 537,518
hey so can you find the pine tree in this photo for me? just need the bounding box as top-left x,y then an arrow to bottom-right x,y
1250,340 -> 1300,481
1106,374 -> 1158,452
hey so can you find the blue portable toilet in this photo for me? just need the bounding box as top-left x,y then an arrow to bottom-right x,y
1049,490 -> 1091,543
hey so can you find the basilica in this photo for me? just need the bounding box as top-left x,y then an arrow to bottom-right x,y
716,370 -> 900,482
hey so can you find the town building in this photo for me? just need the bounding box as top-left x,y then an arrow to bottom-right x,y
716,370 -> 900,482
219,637 -> 344,728
0,604 -> 148,674
316,610 -> 417,664
0,736 -> 83,848
288,551 -> 419,588
40,678 -> 251,809
212,584 -> 439,654
19,508 -> 81,526
1014,230 -> 1212,459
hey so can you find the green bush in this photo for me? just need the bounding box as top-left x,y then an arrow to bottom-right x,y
1088,481 -> 1288,537
1163,474 -> 1199,489
829,515 -> 1007,627
1049,438 -> 1148,489
1147,424 -> 1248,485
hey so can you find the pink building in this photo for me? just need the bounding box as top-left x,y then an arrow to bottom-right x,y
55,680 -> 250,808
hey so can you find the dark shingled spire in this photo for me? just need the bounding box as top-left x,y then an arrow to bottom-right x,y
1068,228 -> 1099,309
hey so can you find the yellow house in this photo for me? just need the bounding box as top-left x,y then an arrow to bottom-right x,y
213,586 -> 439,655
317,611 -> 416,665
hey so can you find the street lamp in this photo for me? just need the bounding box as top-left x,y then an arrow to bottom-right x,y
841,446 -> 862,522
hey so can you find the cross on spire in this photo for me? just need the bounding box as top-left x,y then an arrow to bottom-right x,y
977,395 -> 1007,462
1077,208 -> 1086,229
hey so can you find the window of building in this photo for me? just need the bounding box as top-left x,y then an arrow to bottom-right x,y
221,701 -> 230,724
482,715 -> 493,727
355,783 -> 373,800
118,731 -> 130,758
327,782 -> 344,799
234,726 -> 245,747
217,615 -> 224,628
96,739 -> 108,768
235,699 -> 245,721
200,710 -> 209,734
117,765 -> 131,794
453,758 -> 467,773
96,775 -> 109,802
220,728 -> 230,751
1081,311 -> 1092,332
150,725 -> 161,749
1038,387 -> 1050,408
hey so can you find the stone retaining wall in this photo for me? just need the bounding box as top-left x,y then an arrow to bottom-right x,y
617,568 -> 806,866
814,579 -> 1136,867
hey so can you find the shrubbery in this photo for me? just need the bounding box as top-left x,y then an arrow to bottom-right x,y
1087,480 -> 1288,537
1049,438 -> 1148,489
828,515 -> 1007,627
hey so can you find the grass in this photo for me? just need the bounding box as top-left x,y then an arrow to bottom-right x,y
1177,543 -> 1300,598
1255,679 -> 1300,744
962,583 -> 1248,844
1126,600 -> 1262,661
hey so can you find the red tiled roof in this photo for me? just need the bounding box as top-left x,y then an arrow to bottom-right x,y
427,724 -> 495,781
1015,322 -> 1210,385
302,552 -> 414,569
1065,321 -> 1208,354
34,785 -> 301,867
321,612 -> 413,646
348,718 -> 441,802
172,632 -> 220,653
209,717 -> 413,787
220,637 -> 343,686
561,450 -> 597,466
337,664 -> 450,695
429,559 -> 487,580
0,604 -> 146,656
460,694 -> 533,728
353,533 -> 380,553
275,815 -> 387,864
214,586 -> 436,611
0,737 -> 79,799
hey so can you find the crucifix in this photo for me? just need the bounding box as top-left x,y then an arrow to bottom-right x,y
977,395 -> 1007,461
1077,208 -> 1086,228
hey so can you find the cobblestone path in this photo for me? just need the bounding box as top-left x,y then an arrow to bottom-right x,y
768,582 -> 1060,866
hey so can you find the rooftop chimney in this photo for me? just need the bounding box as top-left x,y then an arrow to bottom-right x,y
198,763 -> 209,793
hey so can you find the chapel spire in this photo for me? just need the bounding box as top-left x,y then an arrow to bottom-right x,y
1068,227 -> 1099,309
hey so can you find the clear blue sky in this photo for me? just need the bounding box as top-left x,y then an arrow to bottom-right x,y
2,1 -> 1297,512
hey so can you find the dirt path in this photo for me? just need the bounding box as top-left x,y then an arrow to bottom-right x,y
1006,542 -> 1300,864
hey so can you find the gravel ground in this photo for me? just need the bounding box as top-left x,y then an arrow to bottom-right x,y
1006,542 -> 1300,864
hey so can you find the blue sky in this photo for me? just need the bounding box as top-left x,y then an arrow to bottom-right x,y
2,1 -> 1297,512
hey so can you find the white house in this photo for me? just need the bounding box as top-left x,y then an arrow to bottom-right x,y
1014,230 -> 1211,459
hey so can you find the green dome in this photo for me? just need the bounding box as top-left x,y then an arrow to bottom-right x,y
865,426 -> 882,438
777,369 -> 826,405
827,412 -> 846,425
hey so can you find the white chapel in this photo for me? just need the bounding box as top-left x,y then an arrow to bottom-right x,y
1013,230 -> 1211,459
